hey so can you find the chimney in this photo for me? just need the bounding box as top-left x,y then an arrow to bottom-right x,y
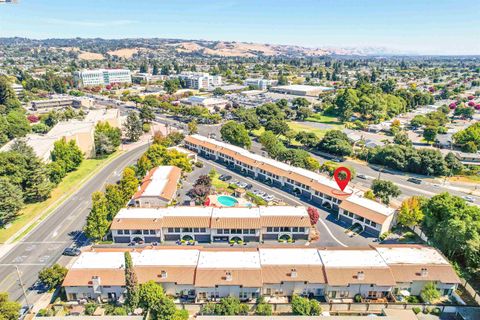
357,271 -> 365,281
420,268 -> 428,277
92,276 -> 101,293
160,270 -> 168,279
225,271 -> 232,282
290,268 -> 298,278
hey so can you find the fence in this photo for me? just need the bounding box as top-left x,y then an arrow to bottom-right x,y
176,302 -> 480,315
410,225 -> 480,306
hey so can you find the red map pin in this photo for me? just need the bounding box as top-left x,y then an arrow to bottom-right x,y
333,167 -> 351,191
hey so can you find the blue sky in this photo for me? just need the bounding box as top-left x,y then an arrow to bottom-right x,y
0,0 -> 479,55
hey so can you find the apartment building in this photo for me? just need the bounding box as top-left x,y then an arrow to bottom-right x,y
184,134 -> 396,236
73,69 -> 132,87
243,78 -> 277,90
62,245 -> 460,303
176,72 -> 222,90
132,166 -> 181,207
110,206 -> 311,244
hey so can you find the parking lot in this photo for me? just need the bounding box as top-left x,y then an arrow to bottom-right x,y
179,158 -> 376,248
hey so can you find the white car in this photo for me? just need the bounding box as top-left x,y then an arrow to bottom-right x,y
253,190 -> 265,197
237,182 -> 248,189
262,194 -> 275,202
463,196 -> 475,203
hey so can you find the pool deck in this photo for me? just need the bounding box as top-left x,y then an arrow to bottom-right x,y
207,194 -> 252,208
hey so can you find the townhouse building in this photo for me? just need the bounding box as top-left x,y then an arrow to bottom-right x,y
132,166 -> 181,207
62,245 -> 460,303
184,134 -> 396,236
176,72 -> 222,90
110,206 -> 311,244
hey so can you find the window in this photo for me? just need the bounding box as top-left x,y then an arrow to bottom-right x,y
370,222 -> 377,227
249,229 -> 256,234
217,229 -> 223,234
124,230 -> 130,235
143,230 -> 149,235
117,230 -> 123,235
149,230 -> 156,235
299,227 -> 305,233
273,227 -> 280,232
182,228 -> 192,233
267,227 -> 273,232
194,228 -> 199,233
200,228 -> 206,233
168,228 -> 174,233
223,229 -> 230,234
174,228 -> 181,233
292,227 -> 298,233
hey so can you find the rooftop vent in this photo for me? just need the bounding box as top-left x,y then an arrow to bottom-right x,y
159,270 -> 168,279
290,268 -> 298,278
225,271 -> 232,282
420,268 -> 428,277
357,271 -> 365,281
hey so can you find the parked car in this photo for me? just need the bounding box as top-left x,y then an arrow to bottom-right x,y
245,184 -> 253,190
253,190 -> 266,197
463,196 -> 475,203
62,247 -> 81,256
357,174 -> 367,180
219,174 -> 232,181
237,182 -> 248,189
407,177 -> 422,184
263,194 -> 275,202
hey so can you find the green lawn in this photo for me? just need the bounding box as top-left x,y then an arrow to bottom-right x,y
287,121 -> 343,139
305,114 -> 343,125
0,150 -> 122,243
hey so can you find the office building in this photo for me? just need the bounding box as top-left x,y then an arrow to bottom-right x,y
243,78 -> 277,90
177,72 -> 222,90
73,69 -> 132,87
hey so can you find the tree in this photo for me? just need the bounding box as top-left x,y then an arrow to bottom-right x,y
291,295 -> 320,315
295,131 -> 319,148
423,126 -> 438,143
393,131 -> 412,147
23,164 -> 53,202
188,175 -> 211,204
138,280 -> 186,320
307,207 -> 319,225
84,192 -> 110,240
38,263 -> 67,289
124,111 -> 143,142
371,179 -> 401,205
220,121 -> 251,148
420,282 -> 440,303
139,105 -> 155,124
264,119 -> 289,136
5,110 -> 30,139
119,167 -> 139,201
139,280 -> 165,311
0,292 -> 21,320
213,87 -> 226,96
187,120 -> 198,134
94,122 -> 121,156
51,138 -> 84,172
398,197 -> 424,228
318,130 -> 353,156
444,152 -> 463,175
163,79 -> 180,94
453,122 -> 480,152
105,184 -> 125,220
0,178 -> 24,227
125,252 -> 139,309
0,77 -> 16,106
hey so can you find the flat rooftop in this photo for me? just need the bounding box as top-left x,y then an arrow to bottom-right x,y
271,84 -> 333,91
259,206 -> 307,216
142,166 -> 176,197
72,252 -> 125,269
342,194 -> 395,217
319,250 -> 388,268
376,246 -> 449,265
259,248 -> 322,265
211,207 -> 261,218
197,251 -> 261,269
131,249 -> 200,266
115,208 -> 163,219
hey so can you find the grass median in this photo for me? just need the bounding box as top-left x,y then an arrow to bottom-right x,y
0,150 -> 122,244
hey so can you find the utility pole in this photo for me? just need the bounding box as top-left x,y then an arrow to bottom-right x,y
15,265 -> 31,311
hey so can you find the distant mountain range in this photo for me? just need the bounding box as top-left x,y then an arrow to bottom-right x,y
0,37 -> 402,58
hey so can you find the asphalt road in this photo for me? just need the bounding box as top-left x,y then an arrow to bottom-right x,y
0,144 -> 148,305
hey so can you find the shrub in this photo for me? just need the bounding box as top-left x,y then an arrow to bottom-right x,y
354,294 -> 362,303
255,303 -> 272,316
420,282 -> 440,303
309,299 -> 321,315
201,302 -> 216,315
84,303 -> 96,315
412,307 -> 421,314
307,207 -> 319,225
431,307 -> 441,316
406,295 -> 420,303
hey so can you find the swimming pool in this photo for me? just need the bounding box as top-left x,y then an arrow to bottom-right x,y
217,195 -> 239,207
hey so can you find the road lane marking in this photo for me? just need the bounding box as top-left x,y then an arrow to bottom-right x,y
203,159 -> 349,247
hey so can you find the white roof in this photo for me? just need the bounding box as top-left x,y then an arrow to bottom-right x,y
272,84 -> 333,91
84,108 -> 119,123
47,120 -> 94,137
132,249 -> 200,266
259,206 -> 308,217
344,194 -> 395,217
190,134 -> 351,194
115,208 -> 163,219
211,207 -> 260,218
376,247 -> 449,265
164,206 -> 213,217
72,252 -> 125,269
142,166 -> 176,197
259,249 -> 322,265
197,251 -> 261,269
319,250 -> 389,268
